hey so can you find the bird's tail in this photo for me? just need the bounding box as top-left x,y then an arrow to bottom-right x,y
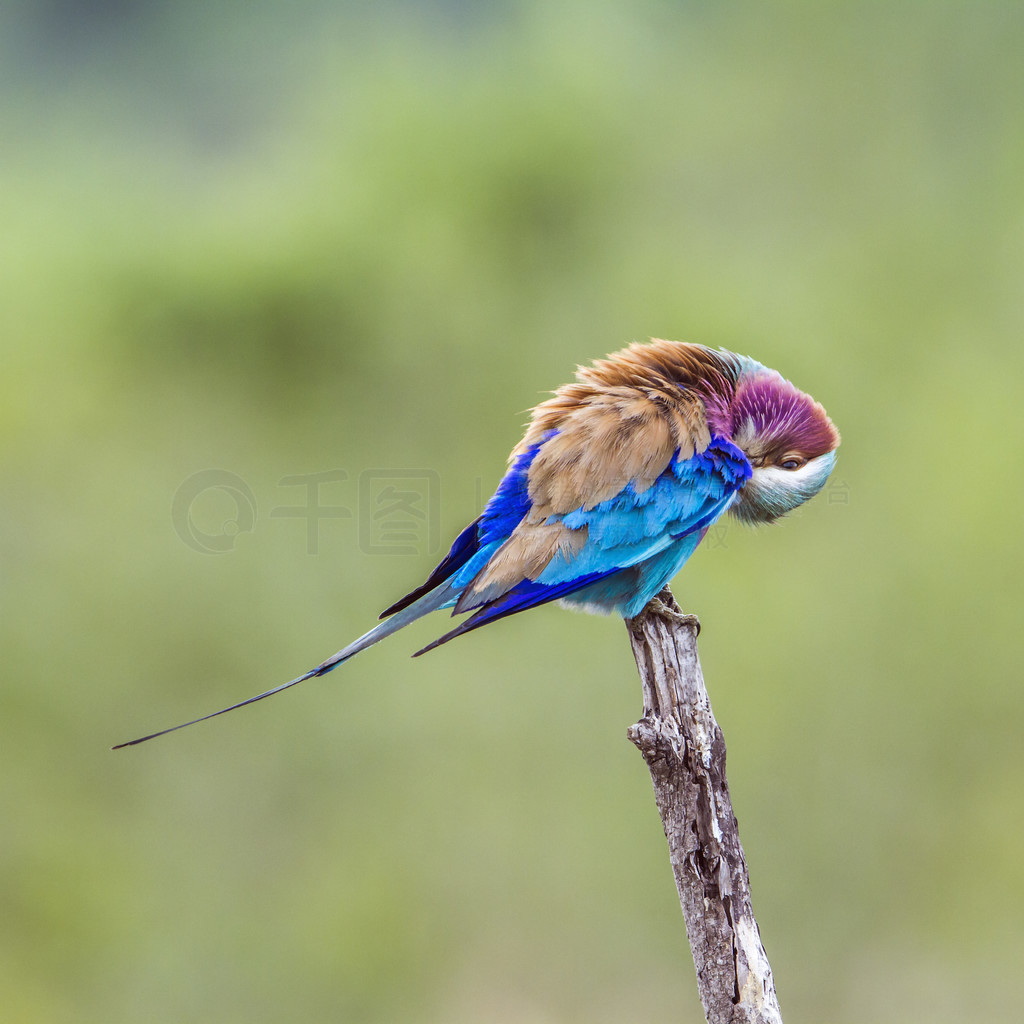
112,583 -> 457,749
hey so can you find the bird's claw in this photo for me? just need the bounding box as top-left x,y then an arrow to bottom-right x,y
646,597 -> 701,635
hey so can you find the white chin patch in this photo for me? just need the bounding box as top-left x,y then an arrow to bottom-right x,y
732,452 -> 835,524
751,462 -> 822,490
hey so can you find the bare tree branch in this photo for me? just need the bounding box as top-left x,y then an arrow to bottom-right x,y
626,588 -> 783,1024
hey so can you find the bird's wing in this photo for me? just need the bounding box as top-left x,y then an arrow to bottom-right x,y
400,380 -> 752,652
458,387 -> 721,605
414,437 -> 750,653
379,385 -> 697,620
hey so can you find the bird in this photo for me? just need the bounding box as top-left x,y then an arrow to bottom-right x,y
115,339 -> 839,748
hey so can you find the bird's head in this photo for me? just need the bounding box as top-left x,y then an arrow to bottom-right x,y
726,365 -> 840,525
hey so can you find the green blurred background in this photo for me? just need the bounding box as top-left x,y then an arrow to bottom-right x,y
3,2 -> 1022,1022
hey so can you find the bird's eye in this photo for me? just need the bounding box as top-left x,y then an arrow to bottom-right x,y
779,456 -> 805,471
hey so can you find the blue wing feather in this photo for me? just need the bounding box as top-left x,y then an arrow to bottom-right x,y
476,434 -> 553,544
539,437 -> 749,587
545,438 -> 750,616
411,436 -> 751,647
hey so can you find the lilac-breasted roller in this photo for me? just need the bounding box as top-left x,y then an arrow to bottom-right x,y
116,340 -> 839,747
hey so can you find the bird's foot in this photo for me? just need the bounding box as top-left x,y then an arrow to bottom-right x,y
646,597 -> 701,635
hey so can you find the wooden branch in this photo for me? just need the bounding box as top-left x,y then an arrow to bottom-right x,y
626,588 -> 783,1024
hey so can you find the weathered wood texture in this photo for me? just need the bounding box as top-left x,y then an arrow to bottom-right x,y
626,588 -> 783,1024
